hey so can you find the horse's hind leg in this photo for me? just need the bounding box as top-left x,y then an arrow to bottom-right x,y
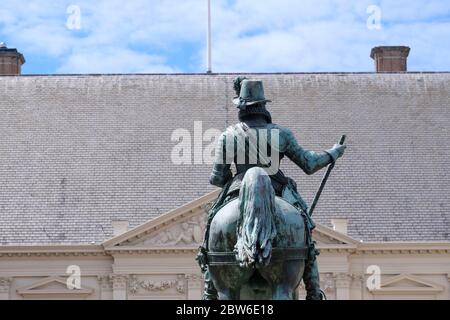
272,285 -> 291,300
208,266 -> 253,300
218,288 -> 241,300
259,260 -> 305,300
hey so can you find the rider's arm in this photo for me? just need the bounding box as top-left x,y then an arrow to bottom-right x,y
282,128 -> 338,175
209,132 -> 233,187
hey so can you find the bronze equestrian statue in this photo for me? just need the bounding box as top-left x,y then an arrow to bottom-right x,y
196,78 -> 346,300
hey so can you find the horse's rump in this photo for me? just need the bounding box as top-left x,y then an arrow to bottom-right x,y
207,196 -> 307,264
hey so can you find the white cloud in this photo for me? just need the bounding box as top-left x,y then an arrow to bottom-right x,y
209,0 -> 450,72
57,47 -> 176,74
1,0 -> 450,73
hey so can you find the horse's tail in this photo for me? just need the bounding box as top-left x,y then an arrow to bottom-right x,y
235,167 -> 277,268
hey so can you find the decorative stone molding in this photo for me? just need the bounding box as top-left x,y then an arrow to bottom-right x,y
98,275 -> 113,291
369,274 -> 444,296
313,232 -> 346,245
185,274 -> 203,288
16,276 -> 94,298
141,215 -> 206,247
111,275 -> 128,290
128,275 -> 185,295
199,201 -> 214,212
351,274 -> 364,289
334,273 -> 353,288
105,247 -> 199,255
320,273 -> 335,292
0,245 -> 107,258
0,278 -> 11,293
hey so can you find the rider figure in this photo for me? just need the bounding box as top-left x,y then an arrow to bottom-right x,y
197,78 -> 346,300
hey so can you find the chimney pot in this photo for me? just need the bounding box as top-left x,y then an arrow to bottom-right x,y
0,43 -> 26,75
331,218 -> 348,235
112,220 -> 129,236
370,46 -> 410,73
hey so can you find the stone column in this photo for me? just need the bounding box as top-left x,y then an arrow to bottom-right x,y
350,274 -> 364,300
0,278 -> 11,300
186,274 -> 203,300
334,273 -> 352,300
98,275 -> 113,300
320,273 -> 336,300
447,274 -> 450,299
112,275 -> 128,300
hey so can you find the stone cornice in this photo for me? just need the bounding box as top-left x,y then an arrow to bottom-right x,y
104,242 -> 450,255
0,245 -> 107,257
0,242 -> 449,257
313,225 -> 360,246
104,246 -> 199,255
355,242 -> 450,255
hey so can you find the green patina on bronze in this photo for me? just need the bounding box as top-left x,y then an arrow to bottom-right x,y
196,78 -> 346,300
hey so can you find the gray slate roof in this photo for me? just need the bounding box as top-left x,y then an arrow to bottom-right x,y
1,73 -> 449,244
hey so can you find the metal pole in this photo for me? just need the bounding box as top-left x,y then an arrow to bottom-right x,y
206,0 -> 212,74
308,135 -> 346,216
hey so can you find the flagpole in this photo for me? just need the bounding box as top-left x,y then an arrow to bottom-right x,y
206,0 -> 212,74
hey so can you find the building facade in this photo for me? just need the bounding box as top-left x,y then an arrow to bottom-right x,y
1,190 -> 449,300
1,46 -> 450,299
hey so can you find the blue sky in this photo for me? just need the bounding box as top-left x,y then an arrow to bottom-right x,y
1,0 -> 450,74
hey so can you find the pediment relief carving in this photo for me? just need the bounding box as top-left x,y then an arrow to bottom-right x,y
128,214 -> 207,247
370,274 -> 443,294
128,275 -> 186,296
16,276 -> 94,297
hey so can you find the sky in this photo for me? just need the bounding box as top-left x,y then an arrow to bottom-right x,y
0,0 -> 450,74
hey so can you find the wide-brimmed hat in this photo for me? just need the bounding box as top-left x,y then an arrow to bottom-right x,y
233,79 -> 272,107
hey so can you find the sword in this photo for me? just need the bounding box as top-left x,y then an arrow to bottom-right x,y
308,135 -> 346,216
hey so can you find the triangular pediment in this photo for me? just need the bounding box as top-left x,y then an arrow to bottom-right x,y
16,276 -> 94,297
313,224 -> 359,247
103,190 -> 358,251
371,274 -> 443,294
103,190 -> 220,249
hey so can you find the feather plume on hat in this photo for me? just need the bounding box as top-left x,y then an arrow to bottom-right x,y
233,77 -> 248,97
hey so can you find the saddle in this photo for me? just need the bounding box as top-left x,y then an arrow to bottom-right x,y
224,169 -> 309,215
227,169 -> 289,198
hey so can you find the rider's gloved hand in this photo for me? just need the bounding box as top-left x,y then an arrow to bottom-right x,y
325,144 -> 346,162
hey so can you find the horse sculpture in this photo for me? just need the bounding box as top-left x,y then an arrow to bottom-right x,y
199,78 -> 346,300
207,167 -> 308,300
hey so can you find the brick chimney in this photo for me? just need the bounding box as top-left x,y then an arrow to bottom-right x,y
0,43 -> 25,75
370,46 -> 410,73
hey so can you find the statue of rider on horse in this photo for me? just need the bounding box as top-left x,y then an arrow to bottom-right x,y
196,78 -> 346,300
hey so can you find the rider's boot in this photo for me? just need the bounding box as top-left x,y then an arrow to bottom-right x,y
202,269 -> 218,300
303,258 -> 323,300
